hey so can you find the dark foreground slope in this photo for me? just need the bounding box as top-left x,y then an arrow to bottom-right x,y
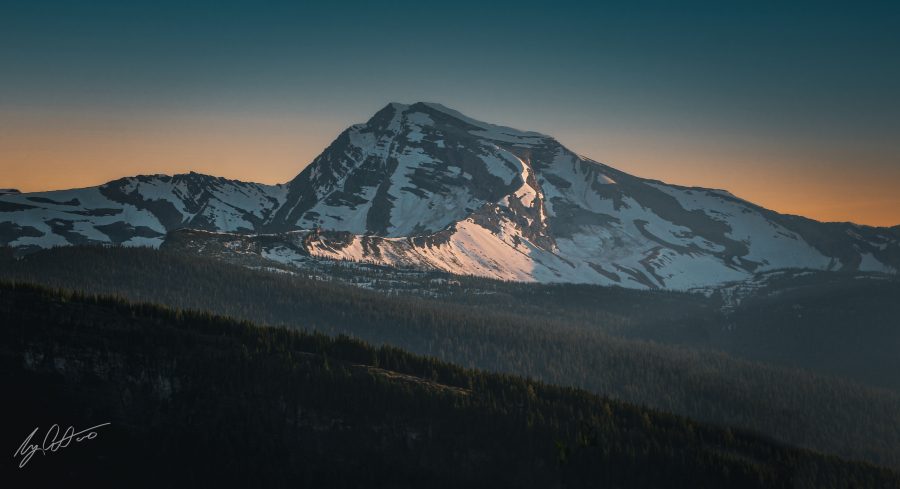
2,283 -> 898,488
3,246 -> 900,471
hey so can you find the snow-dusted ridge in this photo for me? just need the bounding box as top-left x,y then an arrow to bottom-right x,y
3,102 -> 899,289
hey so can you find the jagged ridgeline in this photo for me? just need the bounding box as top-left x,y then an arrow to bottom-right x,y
3,245 -> 900,472
2,282 -> 898,488
1,102 -> 897,288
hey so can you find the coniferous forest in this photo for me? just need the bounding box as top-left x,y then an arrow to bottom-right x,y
2,282 -> 899,488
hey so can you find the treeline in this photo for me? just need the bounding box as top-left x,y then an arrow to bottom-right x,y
166,234 -> 900,386
2,282 -> 898,488
2,245 -> 900,470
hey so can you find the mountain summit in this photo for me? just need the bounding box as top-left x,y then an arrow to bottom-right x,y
269,102 -> 559,236
2,102 -> 898,288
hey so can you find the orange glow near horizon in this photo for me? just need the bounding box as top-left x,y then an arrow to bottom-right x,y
0,110 -> 344,192
2,112 -> 898,227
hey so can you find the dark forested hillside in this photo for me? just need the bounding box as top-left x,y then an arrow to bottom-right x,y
3,245 -> 900,471
2,283 -> 898,488
720,273 -> 900,389
154,236 -> 900,387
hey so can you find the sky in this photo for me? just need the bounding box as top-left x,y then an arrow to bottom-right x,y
1,0 -> 898,226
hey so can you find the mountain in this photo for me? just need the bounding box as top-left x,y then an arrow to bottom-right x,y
0,173 -> 286,254
2,102 -> 897,288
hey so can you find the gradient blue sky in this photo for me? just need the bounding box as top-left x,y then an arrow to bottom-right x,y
2,0 -> 899,225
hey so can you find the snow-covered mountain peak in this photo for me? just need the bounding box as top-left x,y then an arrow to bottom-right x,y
264,103 -> 898,286
414,102 -> 551,140
272,102 -> 562,237
363,102 -> 555,146
2,102 -> 898,288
